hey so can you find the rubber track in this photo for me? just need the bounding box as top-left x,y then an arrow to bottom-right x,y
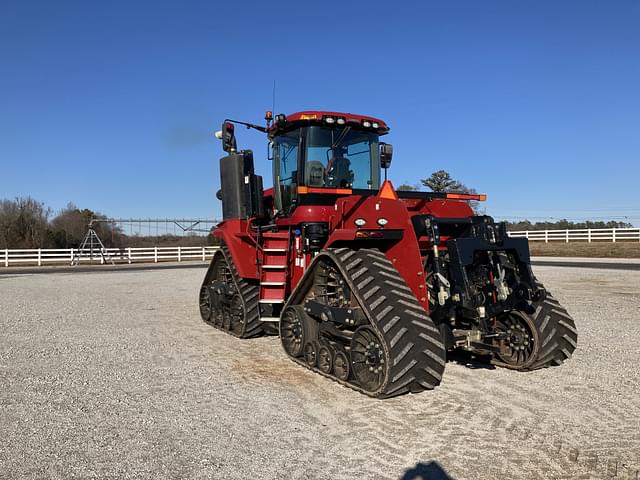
200,244 -> 262,339
526,284 -> 578,370
282,248 -> 446,398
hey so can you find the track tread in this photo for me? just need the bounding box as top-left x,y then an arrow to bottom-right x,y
199,243 -> 262,339
525,285 -> 578,370
282,248 -> 446,398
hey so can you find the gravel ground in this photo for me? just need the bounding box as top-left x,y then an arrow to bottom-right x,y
0,266 -> 638,479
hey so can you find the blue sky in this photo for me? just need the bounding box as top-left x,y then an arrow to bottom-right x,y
1,1 -> 639,224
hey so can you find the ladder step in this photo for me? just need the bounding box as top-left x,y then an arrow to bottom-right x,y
261,265 -> 286,269
264,248 -> 287,252
259,299 -> 285,304
261,281 -> 286,286
260,316 -> 280,322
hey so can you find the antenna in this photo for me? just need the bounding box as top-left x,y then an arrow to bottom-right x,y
272,80 -> 276,115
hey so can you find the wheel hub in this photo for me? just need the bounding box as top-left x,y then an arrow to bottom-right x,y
351,326 -> 387,392
495,311 -> 538,369
507,324 -> 530,351
364,342 -> 385,373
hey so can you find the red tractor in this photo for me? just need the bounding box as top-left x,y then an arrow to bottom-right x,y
199,111 -> 577,397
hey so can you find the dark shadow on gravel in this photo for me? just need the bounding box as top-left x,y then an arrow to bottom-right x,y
447,350 -> 496,370
400,461 -> 456,480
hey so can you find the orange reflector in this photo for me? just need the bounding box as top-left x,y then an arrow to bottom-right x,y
355,231 -> 370,238
297,186 -> 353,195
378,180 -> 398,200
445,193 -> 487,201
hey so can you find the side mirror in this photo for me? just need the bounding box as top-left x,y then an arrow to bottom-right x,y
218,121 -> 236,153
380,143 -> 393,169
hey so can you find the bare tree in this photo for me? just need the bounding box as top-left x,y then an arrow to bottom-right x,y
0,197 -> 51,248
50,204 -> 124,248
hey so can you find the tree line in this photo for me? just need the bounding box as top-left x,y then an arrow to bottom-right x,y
503,219 -> 631,231
1,184 -> 631,249
0,197 -> 213,249
398,170 -> 632,229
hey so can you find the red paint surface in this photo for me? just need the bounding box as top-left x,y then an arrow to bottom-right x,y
214,181 -> 476,311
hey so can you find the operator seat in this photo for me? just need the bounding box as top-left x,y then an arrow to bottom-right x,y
305,160 -> 325,187
326,155 -> 353,188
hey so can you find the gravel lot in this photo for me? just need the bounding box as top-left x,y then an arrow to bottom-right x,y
1,265 -> 639,479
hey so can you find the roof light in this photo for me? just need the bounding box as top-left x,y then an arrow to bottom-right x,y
354,218 -> 367,227
362,120 -> 372,128
371,122 -> 379,129
336,117 -> 346,125
324,116 -> 336,124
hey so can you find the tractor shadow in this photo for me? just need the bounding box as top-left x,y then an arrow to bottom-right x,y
400,461 -> 456,480
447,350 -> 496,370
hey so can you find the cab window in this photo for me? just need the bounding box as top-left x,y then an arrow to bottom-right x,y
272,130 -> 300,213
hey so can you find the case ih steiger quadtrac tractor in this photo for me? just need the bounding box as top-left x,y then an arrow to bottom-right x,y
199,111 -> 578,398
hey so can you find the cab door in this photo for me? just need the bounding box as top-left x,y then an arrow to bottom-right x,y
272,129 -> 301,216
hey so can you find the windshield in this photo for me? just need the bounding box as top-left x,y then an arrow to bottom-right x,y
305,126 -> 380,189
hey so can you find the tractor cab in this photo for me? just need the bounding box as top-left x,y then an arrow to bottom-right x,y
214,111 -> 391,221
268,111 -> 390,215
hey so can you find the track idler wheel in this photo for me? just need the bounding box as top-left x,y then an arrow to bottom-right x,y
229,294 -> 245,335
333,349 -> 350,381
491,281 -> 578,370
280,305 -> 319,358
317,344 -> 335,374
303,340 -> 321,367
350,326 -> 387,392
199,285 -> 212,322
494,311 -> 539,369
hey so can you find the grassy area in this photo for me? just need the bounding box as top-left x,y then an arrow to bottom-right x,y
529,241 -> 640,258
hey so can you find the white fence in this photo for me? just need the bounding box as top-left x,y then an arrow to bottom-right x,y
2,246 -> 220,267
2,228 -> 639,266
508,227 -> 640,243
